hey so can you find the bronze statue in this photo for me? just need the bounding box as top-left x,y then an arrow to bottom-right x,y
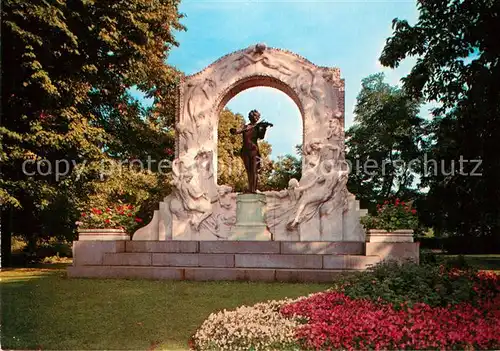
230,110 -> 273,193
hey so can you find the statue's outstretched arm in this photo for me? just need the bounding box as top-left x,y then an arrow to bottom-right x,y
230,124 -> 253,135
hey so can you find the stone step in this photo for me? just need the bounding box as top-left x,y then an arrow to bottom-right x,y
67,265 -> 360,283
125,241 -> 365,255
101,252 -> 380,270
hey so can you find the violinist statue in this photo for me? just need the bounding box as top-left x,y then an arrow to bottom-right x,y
230,109 -> 273,193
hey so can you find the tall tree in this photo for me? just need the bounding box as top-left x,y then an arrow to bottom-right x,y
380,0 -> 500,245
346,73 -> 426,212
1,0 -> 184,265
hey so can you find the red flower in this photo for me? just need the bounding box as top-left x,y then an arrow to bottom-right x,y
395,198 -> 400,205
411,209 -> 417,214
135,217 -> 143,223
105,219 -> 111,224
401,201 -> 406,206
82,213 -> 86,217
280,288 -> 500,351
106,208 -> 112,213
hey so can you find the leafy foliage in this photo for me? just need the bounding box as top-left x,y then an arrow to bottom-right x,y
263,154 -> 302,191
380,0 -> 500,245
1,0 -> 184,264
337,260 -> 494,307
361,198 -> 418,231
346,73 -> 427,213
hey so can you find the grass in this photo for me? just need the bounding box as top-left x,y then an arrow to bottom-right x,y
0,264 -> 329,350
434,254 -> 500,271
2,254 -> 498,350
458,254 -> 500,270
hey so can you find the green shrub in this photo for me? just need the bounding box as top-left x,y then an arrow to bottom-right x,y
361,198 -> 418,231
338,260 -> 479,307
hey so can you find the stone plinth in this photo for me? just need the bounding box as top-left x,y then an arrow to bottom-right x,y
366,242 -> 420,264
78,229 -> 130,241
229,194 -> 271,240
366,229 -> 414,243
68,240 -> 383,282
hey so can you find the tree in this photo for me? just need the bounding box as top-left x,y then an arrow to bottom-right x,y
1,0 -> 184,265
346,73 -> 426,212
263,154 -> 302,191
380,0 -> 500,246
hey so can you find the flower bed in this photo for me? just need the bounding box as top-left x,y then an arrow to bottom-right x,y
190,298 -> 304,351
190,265 -> 500,350
281,290 -> 499,350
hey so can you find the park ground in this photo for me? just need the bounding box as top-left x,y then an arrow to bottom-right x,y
2,255 -> 499,350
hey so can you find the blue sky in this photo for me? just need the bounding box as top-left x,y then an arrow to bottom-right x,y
152,0 -> 426,158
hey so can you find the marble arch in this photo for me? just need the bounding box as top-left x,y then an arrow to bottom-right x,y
176,43 -> 345,174
134,44 -> 367,242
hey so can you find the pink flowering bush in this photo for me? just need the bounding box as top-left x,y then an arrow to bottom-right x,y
361,198 -> 418,231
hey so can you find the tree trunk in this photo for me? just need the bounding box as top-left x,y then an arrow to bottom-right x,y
1,208 -> 13,268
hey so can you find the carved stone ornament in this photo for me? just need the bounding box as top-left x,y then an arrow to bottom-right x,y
133,44 -> 367,242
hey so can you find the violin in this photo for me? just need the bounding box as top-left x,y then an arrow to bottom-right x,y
256,120 -> 274,128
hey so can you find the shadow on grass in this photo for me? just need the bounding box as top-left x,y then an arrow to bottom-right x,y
1,266 -> 329,350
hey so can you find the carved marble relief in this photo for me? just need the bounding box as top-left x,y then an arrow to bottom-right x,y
134,44 -> 367,242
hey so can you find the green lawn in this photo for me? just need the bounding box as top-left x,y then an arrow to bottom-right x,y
434,254 -> 500,271
2,255 -> 498,350
0,265 -> 329,350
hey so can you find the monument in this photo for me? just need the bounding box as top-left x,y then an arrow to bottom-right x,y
133,43 -> 367,242
68,44 -> 419,281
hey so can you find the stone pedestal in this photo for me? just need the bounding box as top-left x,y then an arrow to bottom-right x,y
229,194 -> 271,241
78,228 -> 130,241
366,229 -> 414,243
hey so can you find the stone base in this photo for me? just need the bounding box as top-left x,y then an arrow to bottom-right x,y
365,242 -> 420,264
68,240 -> 418,282
78,229 -> 130,241
366,229 -> 414,243
229,224 -> 271,240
